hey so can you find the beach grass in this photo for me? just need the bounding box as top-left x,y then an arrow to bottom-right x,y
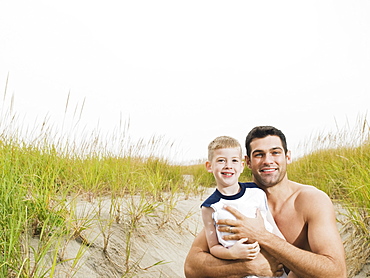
287,117 -> 370,276
0,99 -> 201,277
0,87 -> 368,277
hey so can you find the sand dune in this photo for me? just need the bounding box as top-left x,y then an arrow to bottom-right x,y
37,189 -> 368,277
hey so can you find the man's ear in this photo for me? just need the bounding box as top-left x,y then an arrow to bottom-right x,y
286,150 -> 292,164
205,161 -> 213,173
245,155 -> 252,169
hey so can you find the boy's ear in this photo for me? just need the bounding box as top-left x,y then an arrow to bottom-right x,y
240,159 -> 245,172
205,161 -> 213,173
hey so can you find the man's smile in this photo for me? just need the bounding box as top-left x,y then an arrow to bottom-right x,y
260,168 -> 277,173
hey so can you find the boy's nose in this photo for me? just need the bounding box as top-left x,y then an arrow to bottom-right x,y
225,162 -> 233,168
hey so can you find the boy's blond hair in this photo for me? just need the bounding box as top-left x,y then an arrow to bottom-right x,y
208,136 -> 242,161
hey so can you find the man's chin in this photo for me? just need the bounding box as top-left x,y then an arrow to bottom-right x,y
256,177 -> 278,187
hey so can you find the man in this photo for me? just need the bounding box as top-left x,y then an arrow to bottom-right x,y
184,126 -> 346,278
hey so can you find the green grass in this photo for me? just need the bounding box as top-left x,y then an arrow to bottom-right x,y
0,84 -> 368,277
0,135 -> 202,277
288,117 -> 370,276
288,117 -> 370,213
1,130 -> 368,277
0,95 -> 203,277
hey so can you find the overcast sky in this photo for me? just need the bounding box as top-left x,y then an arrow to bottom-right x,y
1,1 -> 369,163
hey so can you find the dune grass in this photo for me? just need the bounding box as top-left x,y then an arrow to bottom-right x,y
0,120 -> 204,277
0,83 -> 368,277
288,118 -> 370,276
1,122 -> 369,277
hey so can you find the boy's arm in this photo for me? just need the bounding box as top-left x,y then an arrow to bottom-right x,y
202,207 -> 260,261
211,239 -> 260,260
184,228 -> 284,278
201,207 -> 221,252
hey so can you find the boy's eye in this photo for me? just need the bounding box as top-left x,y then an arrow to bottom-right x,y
217,159 -> 225,163
232,159 -> 239,162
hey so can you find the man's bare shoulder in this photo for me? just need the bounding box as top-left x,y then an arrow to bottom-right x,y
290,182 -> 336,222
291,182 -> 333,209
291,181 -> 328,196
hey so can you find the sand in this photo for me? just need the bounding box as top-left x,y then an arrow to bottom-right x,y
48,190 -> 209,278
31,188 -> 369,278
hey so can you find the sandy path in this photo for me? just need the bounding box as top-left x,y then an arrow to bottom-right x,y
36,188 -> 368,278
51,190 -> 208,277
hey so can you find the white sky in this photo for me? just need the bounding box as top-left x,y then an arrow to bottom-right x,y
1,1 -> 369,163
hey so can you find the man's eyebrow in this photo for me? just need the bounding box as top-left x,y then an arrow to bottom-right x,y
251,149 -> 264,155
251,146 -> 283,154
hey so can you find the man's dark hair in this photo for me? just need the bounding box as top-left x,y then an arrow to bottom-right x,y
245,126 -> 288,157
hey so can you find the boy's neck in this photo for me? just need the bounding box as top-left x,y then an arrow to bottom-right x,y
217,182 -> 241,196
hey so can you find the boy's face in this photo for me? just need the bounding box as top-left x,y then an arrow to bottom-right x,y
206,147 -> 244,189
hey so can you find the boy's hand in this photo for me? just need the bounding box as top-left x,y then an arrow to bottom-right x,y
229,238 -> 260,260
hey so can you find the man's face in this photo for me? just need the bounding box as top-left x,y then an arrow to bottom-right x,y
246,135 -> 291,188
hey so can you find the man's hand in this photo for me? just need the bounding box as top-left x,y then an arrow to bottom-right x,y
251,249 -> 286,277
217,206 -> 267,242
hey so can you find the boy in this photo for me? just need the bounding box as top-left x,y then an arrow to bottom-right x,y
201,136 -> 286,278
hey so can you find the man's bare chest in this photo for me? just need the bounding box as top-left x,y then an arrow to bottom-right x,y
272,209 -> 309,249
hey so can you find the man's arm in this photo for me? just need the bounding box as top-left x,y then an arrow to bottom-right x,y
184,228 -> 284,278
220,189 -> 347,278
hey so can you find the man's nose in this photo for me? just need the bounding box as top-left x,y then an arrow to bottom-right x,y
262,154 -> 273,164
